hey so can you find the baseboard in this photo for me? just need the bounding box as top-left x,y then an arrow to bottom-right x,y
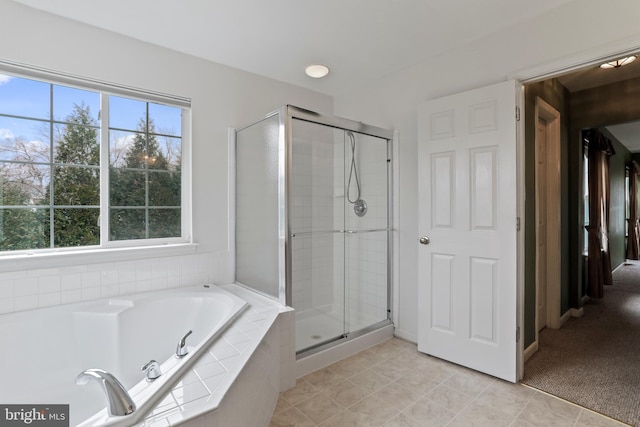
559,306 -> 585,327
524,340 -> 538,362
571,307 -> 584,318
611,261 -> 625,274
393,328 -> 417,344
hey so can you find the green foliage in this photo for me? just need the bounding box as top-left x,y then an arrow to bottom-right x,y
0,184 -> 47,250
44,103 -> 100,247
110,117 -> 181,240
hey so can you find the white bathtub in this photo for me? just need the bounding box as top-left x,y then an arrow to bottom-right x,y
0,284 -> 247,426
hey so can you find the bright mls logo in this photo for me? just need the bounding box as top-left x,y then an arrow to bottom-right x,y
0,405 -> 68,427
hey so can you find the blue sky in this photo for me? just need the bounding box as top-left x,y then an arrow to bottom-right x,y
0,74 -> 182,146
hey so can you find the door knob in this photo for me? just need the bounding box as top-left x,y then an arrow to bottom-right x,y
419,236 -> 430,245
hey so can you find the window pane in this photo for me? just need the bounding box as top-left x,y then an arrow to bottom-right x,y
53,85 -> 99,123
109,129 -> 137,167
53,166 -> 99,205
149,171 -> 180,206
112,132 -> 148,169
0,75 -> 50,119
153,135 -> 181,170
0,162 -> 50,205
54,122 -> 99,166
53,208 -> 99,247
149,208 -> 180,238
0,208 -> 48,251
149,103 -> 181,137
109,96 -> 146,131
110,169 -> 145,206
110,208 -> 145,241
0,116 -> 51,163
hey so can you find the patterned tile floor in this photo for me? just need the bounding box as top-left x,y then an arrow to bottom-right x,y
270,338 -> 629,427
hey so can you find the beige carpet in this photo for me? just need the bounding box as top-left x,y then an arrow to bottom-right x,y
523,261 -> 640,426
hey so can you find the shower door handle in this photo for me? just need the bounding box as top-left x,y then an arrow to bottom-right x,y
419,236 -> 430,245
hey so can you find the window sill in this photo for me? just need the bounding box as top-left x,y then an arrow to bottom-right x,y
0,243 -> 199,273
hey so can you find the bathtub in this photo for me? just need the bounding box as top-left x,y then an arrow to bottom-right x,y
0,284 -> 247,426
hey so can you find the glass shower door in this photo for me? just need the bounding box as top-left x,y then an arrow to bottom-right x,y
291,120 -> 346,352
290,117 -> 391,354
343,132 -> 390,335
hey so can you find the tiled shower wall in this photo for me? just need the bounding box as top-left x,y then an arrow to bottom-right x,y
0,251 -> 226,315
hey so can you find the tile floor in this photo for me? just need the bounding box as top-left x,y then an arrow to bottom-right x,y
270,338 -> 629,427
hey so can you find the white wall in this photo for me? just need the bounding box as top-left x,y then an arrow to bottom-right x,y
4,0 -> 640,339
333,0 -> 640,342
0,0 -> 332,313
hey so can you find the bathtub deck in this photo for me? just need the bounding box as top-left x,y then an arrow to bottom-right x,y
134,284 -> 293,427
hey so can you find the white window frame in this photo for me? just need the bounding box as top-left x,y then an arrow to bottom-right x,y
0,61 -> 194,271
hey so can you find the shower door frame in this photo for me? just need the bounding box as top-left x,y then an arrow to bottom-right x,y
282,105 -> 395,356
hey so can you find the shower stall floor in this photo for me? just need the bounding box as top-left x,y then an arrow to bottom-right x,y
295,306 -> 383,353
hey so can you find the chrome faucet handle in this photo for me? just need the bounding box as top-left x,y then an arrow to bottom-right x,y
141,360 -> 162,381
176,330 -> 193,358
75,368 -> 136,417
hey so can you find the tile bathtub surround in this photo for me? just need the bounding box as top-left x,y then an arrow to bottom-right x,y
270,338 -> 629,427
133,283 -> 292,427
0,252 -> 228,314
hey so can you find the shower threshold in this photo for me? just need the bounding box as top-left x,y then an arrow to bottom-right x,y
295,307 -> 389,353
295,320 -> 394,378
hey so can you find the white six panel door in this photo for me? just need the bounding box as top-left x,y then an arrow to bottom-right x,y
417,80 -> 518,382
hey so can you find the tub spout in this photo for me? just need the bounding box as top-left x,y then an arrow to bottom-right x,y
176,329 -> 192,358
75,368 -> 136,417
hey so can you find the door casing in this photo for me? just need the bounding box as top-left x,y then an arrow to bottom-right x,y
535,97 -> 562,335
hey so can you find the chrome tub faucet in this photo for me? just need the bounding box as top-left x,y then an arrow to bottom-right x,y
75,368 -> 136,417
176,330 -> 192,358
141,360 -> 162,381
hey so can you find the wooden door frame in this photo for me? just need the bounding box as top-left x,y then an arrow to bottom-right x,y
531,97 -> 562,358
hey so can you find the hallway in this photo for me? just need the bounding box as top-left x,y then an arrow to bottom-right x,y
524,261 -> 640,426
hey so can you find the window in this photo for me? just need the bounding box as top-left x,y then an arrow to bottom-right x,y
0,72 -> 188,253
626,166 -> 630,240
583,141 -> 589,253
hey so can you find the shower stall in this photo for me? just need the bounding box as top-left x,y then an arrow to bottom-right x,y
235,106 -> 393,356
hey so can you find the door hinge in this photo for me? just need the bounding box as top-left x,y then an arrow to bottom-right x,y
515,106 -> 521,121
516,217 -> 521,231
516,326 -> 520,343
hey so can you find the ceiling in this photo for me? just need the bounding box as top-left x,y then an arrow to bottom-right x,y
607,122 -> 640,153
556,59 -> 640,153
9,0 -> 640,152
556,56 -> 640,92
9,0 -> 575,96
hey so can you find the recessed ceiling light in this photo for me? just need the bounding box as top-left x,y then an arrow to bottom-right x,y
600,55 -> 637,69
305,64 -> 330,78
